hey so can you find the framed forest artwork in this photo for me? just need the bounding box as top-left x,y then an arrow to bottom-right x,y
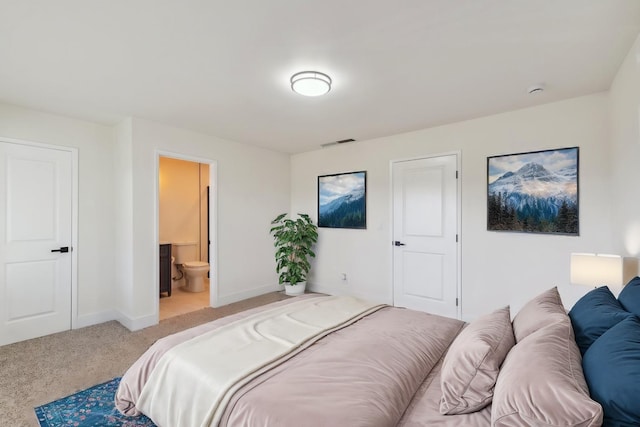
487,147 -> 579,235
317,171 -> 366,229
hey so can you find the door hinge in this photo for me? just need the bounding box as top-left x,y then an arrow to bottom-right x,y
455,234 -> 458,242
456,297 -> 459,307
456,170 -> 459,179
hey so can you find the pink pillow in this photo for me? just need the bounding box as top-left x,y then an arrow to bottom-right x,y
492,319 -> 602,426
440,306 -> 515,414
512,287 -> 566,342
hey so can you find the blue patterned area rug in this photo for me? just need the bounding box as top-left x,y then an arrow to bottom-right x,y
34,377 -> 156,427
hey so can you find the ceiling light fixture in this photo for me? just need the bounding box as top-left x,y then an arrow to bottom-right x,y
291,71 -> 332,97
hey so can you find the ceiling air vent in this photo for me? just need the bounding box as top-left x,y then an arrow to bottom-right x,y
321,138 -> 356,148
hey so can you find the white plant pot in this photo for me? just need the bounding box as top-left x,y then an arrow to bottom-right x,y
284,282 -> 306,296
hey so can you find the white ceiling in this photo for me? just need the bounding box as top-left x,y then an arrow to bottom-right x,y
1,1 -> 639,153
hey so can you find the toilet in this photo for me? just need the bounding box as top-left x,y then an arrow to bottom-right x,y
172,242 -> 209,293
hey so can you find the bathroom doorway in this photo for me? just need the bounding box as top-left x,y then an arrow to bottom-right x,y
157,155 -> 213,320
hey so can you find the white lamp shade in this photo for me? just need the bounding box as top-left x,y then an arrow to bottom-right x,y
570,253 -> 623,287
290,71 -> 331,97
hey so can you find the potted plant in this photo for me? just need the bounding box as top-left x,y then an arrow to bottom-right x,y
270,213 -> 318,296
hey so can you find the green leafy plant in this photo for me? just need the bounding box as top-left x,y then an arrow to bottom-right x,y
270,213 -> 318,285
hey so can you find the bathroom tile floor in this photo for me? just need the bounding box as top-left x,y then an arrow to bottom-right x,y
159,279 -> 210,321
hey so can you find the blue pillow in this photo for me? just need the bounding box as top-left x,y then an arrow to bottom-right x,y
582,315 -> 640,427
568,286 -> 631,355
618,276 -> 640,316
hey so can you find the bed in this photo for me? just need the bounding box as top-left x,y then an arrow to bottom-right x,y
115,284 -> 640,427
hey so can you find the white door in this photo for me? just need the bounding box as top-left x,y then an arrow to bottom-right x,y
392,155 -> 459,318
0,142 -> 73,346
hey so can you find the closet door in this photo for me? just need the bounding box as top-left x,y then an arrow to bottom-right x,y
0,141 -> 73,346
392,154 -> 459,319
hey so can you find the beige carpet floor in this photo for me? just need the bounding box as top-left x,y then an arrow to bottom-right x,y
0,291 -> 290,427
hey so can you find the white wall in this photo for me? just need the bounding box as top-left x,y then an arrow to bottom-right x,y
291,93 -> 613,320
609,35 -> 640,269
113,117 -> 290,328
0,102 -> 116,326
114,118 -> 134,318
0,104 -> 291,332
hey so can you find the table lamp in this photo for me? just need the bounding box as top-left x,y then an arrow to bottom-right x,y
570,253 -> 624,288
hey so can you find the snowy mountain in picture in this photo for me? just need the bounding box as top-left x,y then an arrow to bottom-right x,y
319,188 -> 364,216
489,162 -> 577,201
318,171 -> 366,229
487,148 -> 579,234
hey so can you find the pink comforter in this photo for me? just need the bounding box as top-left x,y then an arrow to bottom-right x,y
116,295 -> 476,426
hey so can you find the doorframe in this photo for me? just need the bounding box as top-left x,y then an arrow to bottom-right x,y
153,150 -> 219,320
0,136 -> 79,329
389,151 -> 462,319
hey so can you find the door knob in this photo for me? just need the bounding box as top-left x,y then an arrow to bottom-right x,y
394,241 -> 406,246
51,246 -> 70,253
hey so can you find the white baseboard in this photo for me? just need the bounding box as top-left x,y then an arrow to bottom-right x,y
214,284 -> 281,307
114,310 -> 158,331
73,310 -> 117,329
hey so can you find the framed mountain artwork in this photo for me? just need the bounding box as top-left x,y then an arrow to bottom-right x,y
318,171 -> 366,229
487,147 -> 579,235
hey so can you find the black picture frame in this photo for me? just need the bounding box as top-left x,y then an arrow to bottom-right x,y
487,147 -> 579,235
317,171 -> 367,229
